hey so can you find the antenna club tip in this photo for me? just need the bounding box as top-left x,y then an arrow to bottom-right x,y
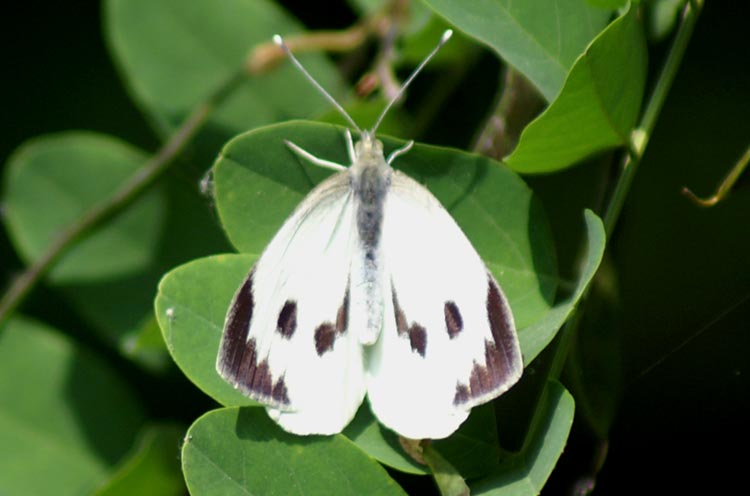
272,34 -> 283,46
442,29 -> 453,43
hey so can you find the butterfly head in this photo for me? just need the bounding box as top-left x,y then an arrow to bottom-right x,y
354,131 -> 384,163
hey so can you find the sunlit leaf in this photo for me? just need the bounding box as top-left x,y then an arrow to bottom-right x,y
182,407 -> 406,495
505,5 -> 647,173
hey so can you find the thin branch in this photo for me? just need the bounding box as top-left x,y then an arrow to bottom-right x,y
471,66 -> 545,158
682,143 -> 750,207
248,24 -> 374,75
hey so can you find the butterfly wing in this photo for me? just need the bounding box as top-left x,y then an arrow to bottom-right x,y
366,171 -> 523,439
217,172 -> 367,435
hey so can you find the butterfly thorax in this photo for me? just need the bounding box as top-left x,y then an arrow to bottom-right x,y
351,132 -> 390,249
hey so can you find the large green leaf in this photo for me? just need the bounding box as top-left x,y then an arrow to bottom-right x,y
342,406 -> 428,475
0,317 -> 145,495
505,4 -> 647,173
433,404 -> 503,478
3,132 -> 163,283
472,381 -> 575,495
214,120 -> 558,329
182,407 -> 407,495
155,253 -> 259,407
105,0 -> 345,151
422,0 -> 612,101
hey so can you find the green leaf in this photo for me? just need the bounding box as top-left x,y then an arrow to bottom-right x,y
95,424 -> 186,496
0,317 -> 145,496
505,5 -> 647,173
343,407 -> 428,475
213,120 -> 558,329
422,0 -> 612,101
3,132 -> 163,283
155,253 -> 258,407
2,132 -> 165,359
519,210 -> 606,363
182,407 -> 407,495
105,0 -> 345,151
472,381 -> 575,495
433,404 -> 501,479
586,0 -> 628,8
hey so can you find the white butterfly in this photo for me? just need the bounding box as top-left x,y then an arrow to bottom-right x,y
216,30 -> 523,440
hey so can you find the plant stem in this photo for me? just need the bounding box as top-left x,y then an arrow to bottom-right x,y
682,143 -> 750,207
471,67 -> 545,158
602,0 -> 703,238
0,71 -> 244,326
547,0 -> 703,399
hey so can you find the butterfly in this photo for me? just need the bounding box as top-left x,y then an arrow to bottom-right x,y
216,30 -> 523,440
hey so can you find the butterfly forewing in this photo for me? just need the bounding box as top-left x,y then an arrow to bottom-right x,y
217,173 -> 368,435
365,171 -> 523,439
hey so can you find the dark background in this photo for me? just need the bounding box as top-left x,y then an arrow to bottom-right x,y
2,1 -> 748,494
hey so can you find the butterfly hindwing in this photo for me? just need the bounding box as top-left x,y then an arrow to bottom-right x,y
365,171 -> 523,439
217,172 -> 367,435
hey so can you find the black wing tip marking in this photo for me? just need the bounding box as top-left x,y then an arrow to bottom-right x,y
392,288 -> 427,357
218,336 -> 291,406
216,269 -> 291,406
453,274 -> 523,406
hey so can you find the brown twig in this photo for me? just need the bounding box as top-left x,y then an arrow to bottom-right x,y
682,143 -> 750,207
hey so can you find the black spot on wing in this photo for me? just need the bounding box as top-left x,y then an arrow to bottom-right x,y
315,323 -> 336,355
217,269 -> 290,406
453,275 -> 522,406
408,324 -> 427,357
444,301 -> 463,338
314,286 -> 350,356
276,300 -> 297,338
392,287 -> 427,357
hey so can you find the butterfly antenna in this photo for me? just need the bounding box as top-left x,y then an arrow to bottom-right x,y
371,29 -> 453,134
273,35 -> 362,134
